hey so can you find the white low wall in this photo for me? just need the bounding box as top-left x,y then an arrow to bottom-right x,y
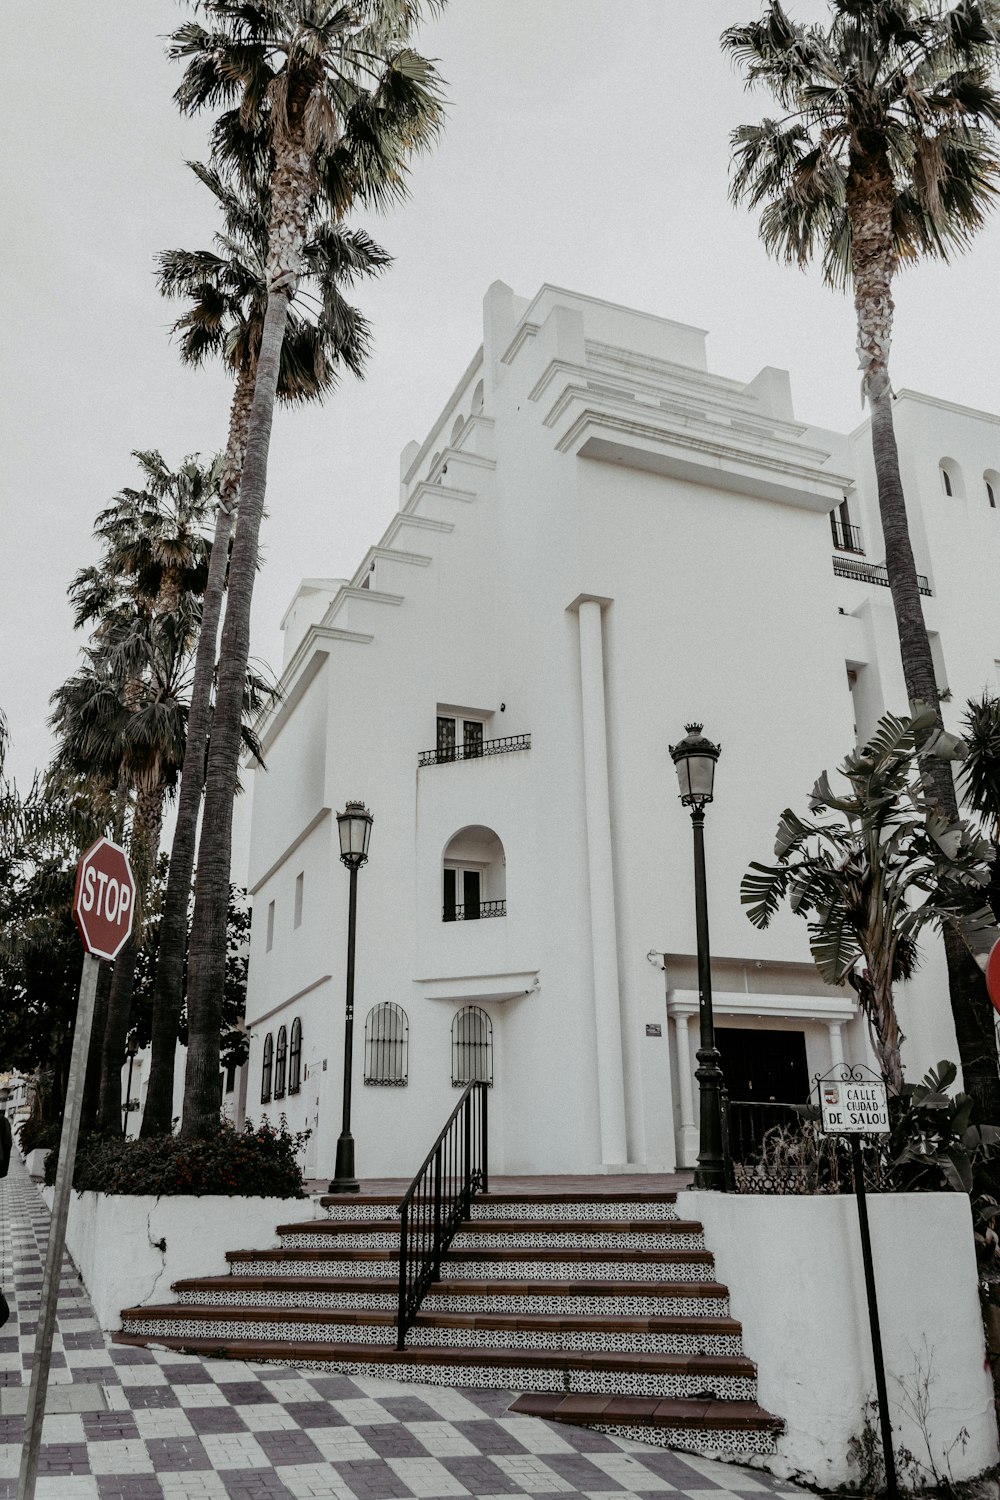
679,1190 -> 997,1489
44,1188 -> 323,1332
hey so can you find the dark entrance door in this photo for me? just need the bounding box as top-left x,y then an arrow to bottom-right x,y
715,1027 -> 809,1160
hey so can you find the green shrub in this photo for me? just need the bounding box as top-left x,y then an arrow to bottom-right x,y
19,1119 -> 61,1156
43,1116 -> 310,1198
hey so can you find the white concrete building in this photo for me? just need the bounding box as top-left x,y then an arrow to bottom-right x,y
240,281 -> 999,1181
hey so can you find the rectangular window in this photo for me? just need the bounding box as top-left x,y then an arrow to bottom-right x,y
443,866 -> 482,921
463,720 -> 484,758
294,872 -> 304,929
266,900 -> 275,952
437,716 -> 456,762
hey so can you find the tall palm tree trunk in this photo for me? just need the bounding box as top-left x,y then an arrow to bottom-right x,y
851,159 -> 1000,1122
182,289 -> 293,1137
98,783 -> 164,1134
141,367 -> 253,1137
181,124 -> 312,1139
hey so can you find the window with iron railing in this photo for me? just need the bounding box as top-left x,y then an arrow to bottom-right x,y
452,1005 -> 493,1087
288,1018 -> 302,1095
260,1033 -> 273,1103
365,1003 -> 409,1086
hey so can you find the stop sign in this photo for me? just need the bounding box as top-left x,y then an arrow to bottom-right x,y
72,837 -> 136,960
988,938 -> 1000,1016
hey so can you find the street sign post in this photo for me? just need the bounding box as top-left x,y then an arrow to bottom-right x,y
18,838 -> 135,1500
817,1065 -> 896,1500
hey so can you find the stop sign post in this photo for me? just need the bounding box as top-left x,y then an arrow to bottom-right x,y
19,839 -> 136,1500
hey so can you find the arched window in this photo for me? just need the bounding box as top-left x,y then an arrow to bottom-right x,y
443,826 -> 506,921
939,458 -> 963,498
288,1018 -> 302,1095
451,414 -> 465,445
261,1034 -> 273,1103
274,1025 -> 287,1099
452,1006 -> 493,1087
471,379 -> 484,415
364,1003 -> 409,1086
985,470 -> 1000,509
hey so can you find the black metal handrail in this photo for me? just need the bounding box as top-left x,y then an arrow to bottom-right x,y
443,900 -> 506,922
418,734 -> 531,768
833,555 -> 932,595
830,516 -> 864,553
396,1081 -> 488,1349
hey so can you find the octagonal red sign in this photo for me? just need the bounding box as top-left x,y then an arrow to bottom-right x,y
72,837 -> 136,960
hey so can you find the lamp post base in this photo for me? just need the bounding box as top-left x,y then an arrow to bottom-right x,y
327,1132 -> 360,1194
693,1045 -> 728,1191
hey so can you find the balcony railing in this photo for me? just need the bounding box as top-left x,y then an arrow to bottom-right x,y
443,900 -> 506,922
830,516 -> 863,553
419,733 -> 530,768
833,556 -> 931,595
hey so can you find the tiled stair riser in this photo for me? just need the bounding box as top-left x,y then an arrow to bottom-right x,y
320,1199 -> 681,1222
178,1287 -> 732,1318
164,1348 -> 757,1401
281,1229 -> 706,1250
122,1315 -> 743,1357
229,1256 -> 712,1281
591,1423 -> 778,1458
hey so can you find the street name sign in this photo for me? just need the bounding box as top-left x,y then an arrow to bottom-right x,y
819,1078 -> 890,1135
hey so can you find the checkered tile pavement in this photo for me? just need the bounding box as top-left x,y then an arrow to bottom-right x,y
0,1152 -> 808,1500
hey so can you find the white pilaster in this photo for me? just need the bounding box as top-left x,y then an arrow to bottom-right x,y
576,598 -> 628,1165
673,1012 -> 698,1169
828,1020 -> 845,1071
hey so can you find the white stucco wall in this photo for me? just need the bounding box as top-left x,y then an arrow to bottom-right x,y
44,1188 -> 322,1331
680,1190 -> 997,1489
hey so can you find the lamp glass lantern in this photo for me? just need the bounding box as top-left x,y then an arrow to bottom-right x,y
337,801 -> 373,869
669,723 -> 721,807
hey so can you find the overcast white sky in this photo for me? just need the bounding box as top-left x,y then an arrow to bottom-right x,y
2,0 -> 999,789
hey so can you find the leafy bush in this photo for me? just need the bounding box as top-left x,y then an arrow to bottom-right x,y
43,1115 -> 310,1198
19,1119 -> 61,1156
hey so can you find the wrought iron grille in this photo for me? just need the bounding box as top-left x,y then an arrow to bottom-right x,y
273,1025 -> 287,1099
451,1005 -> 493,1088
364,1003 -> 409,1086
396,1080 -> 489,1348
833,556 -> 931,595
443,900 -> 506,922
418,733 -> 531,768
288,1018 -> 302,1095
723,1093 -> 888,1195
260,1034 -> 273,1103
830,516 -> 863,553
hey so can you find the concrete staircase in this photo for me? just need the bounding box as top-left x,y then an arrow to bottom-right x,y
115,1189 -> 781,1458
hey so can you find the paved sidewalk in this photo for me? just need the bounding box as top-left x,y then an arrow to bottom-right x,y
0,1152 -> 804,1500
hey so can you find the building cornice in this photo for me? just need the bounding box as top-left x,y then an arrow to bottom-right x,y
249,806 -> 331,895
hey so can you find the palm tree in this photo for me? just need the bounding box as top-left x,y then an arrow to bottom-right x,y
141,158 -> 388,1136
170,0 -> 445,1137
60,453 -> 217,1133
50,612 -> 194,1132
742,711 -> 994,1089
723,0 -> 1000,1120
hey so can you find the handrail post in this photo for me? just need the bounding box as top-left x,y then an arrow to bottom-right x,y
463,1088 -> 472,1198
481,1081 -> 489,1193
396,1200 -> 409,1351
432,1145 -> 443,1280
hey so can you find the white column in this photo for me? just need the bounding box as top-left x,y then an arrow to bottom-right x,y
577,599 -> 628,1165
673,1012 -> 698,1169
828,1021 -> 845,1070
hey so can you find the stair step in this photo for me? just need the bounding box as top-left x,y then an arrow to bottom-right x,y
111,1333 -> 757,1398
275,1221 -> 706,1251
121,1302 -> 745,1355
280,1218 -> 705,1236
510,1391 -> 783,1451
173,1275 -> 731,1319
322,1194 -> 681,1222
229,1247 -> 714,1267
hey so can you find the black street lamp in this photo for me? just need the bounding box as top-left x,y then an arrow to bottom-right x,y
328,800 -> 373,1194
668,724 -> 727,1191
